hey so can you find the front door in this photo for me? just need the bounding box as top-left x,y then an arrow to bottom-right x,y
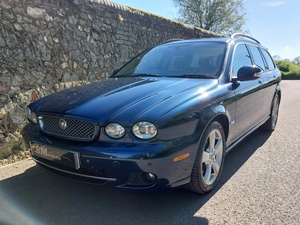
228,44 -> 264,143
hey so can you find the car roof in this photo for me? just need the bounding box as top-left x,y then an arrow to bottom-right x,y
163,33 -> 265,49
163,37 -> 230,45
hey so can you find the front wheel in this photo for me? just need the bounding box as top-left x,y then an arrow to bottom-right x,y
185,121 -> 225,194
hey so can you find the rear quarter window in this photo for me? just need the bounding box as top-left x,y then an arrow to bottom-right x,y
248,45 -> 266,71
261,49 -> 276,70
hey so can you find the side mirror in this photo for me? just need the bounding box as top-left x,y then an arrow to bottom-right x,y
234,66 -> 262,82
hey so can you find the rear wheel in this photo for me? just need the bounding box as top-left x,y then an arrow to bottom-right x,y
262,93 -> 280,131
185,121 -> 225,194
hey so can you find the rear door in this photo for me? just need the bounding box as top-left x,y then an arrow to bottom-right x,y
247,46 -> 280,118
260,48 -> 281,116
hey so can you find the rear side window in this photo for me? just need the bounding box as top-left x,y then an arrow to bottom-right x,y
248,46 -> 266,71
261,49 -> 275,70
232,44 -> 252,76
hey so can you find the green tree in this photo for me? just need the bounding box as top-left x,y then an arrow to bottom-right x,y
173,0 -> 246,36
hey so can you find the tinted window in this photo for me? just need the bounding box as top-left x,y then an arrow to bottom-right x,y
248,45 -> 266,70
261,49 -> 275,70
232,44 -> 252,76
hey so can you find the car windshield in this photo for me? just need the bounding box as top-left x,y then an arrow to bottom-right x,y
113,41 -> 226,79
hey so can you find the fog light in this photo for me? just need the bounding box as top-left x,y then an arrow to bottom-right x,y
127,172 -> 157,186
141,172 -> 157,184
146,173 -> 155,180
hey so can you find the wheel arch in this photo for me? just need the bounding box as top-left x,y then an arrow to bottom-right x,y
213,114 -> 230,142
277,89 -> 281,105
270,84 -> 281,113
197,111 -> 230,143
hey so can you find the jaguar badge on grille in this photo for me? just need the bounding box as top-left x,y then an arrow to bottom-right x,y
59,119 -> 67,130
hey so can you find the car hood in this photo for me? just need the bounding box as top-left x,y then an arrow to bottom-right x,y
33,77 -> 218,125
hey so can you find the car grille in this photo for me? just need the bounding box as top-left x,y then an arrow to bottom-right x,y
39,115 -> 98,141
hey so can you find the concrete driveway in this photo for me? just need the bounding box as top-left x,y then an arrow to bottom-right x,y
0,80 -> 299,225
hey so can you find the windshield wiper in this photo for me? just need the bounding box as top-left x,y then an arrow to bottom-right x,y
132,73 -> 162,77
111,73 -> 162,78
173,74 -> 217,79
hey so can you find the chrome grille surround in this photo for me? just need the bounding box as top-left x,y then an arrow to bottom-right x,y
38,115 -> 98,141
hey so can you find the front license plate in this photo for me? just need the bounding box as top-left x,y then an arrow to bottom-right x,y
30,143 -> 80,170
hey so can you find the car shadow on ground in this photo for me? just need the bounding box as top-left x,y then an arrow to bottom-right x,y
0,129 -> 271,225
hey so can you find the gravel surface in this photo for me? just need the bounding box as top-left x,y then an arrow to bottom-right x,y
0,151 -> 31,167
0,158 -> 35,180
0,80 -> 299,225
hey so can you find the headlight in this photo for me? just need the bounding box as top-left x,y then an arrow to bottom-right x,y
132,122 -> 157,139
105,123 -> 125,138
26,107 -> 37,124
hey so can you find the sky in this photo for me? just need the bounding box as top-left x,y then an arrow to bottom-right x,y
110,0 -> 300,61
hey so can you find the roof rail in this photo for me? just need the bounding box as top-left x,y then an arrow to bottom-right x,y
231,33 -> 260,44
164,39 -> 183,44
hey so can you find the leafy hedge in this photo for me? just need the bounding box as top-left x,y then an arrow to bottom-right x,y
275,60 -> 300,80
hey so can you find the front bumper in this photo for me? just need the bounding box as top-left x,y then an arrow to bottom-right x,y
22,123 -> 199,191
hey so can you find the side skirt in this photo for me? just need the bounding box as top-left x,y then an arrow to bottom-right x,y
225,116 -> 270,154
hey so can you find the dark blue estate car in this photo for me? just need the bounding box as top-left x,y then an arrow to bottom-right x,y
22,34 -> 281,194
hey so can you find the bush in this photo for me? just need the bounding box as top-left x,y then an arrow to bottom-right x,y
275,60 -> 300,80
276,61 -> 290,72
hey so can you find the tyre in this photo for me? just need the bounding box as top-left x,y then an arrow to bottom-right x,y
261,93 -> 280,131
185,121 -> 225,194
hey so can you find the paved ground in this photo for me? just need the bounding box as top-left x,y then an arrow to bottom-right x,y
0,80 -> 299,225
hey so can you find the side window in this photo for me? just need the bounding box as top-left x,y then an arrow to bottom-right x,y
248,45 -> 266,71
232,44 -> 252,76
261,49 -> 275,70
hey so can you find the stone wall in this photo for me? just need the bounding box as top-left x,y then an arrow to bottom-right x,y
0,0 -> 221,147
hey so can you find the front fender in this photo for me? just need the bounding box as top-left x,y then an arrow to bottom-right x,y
154,100 -> 230,142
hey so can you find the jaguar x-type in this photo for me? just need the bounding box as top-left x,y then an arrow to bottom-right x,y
22,34 -> 281,194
